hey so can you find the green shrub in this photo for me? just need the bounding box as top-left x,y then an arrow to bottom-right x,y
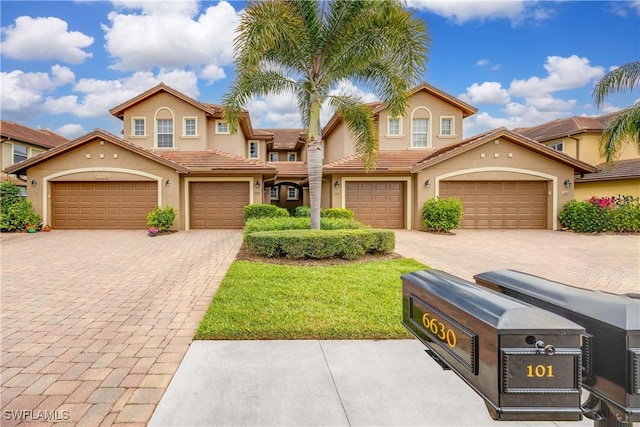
421,197 -> 463,232
147,206 -> 177,231
244,204 -> 289,221
1,199 -> 41,232
321,208 -> 355,220
293,206 -> 310,217
1,182 -> 22,216
243,216 -> 363,240
245,229 -> 395,260
559,196 -> 640,233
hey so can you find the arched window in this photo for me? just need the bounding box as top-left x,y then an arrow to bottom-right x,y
155,108 -> 174,148
411,107 -> 431,148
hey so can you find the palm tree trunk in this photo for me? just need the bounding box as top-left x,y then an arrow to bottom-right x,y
307,95 -> 323,229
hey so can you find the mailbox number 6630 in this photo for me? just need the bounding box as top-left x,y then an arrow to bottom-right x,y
422,312 -> 457,348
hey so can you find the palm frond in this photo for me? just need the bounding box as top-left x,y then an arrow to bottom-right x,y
328,95 -> 378,171
593,61 -> 640,108
599,102 -> 640,162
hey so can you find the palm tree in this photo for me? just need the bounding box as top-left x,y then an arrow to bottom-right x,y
223,0 -> 429,229
592,61 -> 640,162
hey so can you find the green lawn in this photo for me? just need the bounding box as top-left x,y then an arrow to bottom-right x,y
195,258 -> 428,340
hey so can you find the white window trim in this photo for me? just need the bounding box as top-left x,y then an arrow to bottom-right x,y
410,107 -> 432,149
182,117 -> 198,138
386,116 -> 403,137
270,187 -> 279,200
131,117 -> 147,138
287,186 -> 299,200
215,120 -> 230,134
12,144 -> 28,164
268,152 -> 278,162
439,116 -> 456,137
248,141 -> 259,159
548,141 -> 564,152
287,152 -> 297,161
154,108 -> 175,149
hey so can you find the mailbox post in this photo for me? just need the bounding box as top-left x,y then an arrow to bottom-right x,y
474,269 -> 640,427
402,269 -> 585,421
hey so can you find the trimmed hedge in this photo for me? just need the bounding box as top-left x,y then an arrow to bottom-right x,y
292,206 -> 355,220
147,206 -> 177,231
245,229 -> 395,260
243,217 -> 363,240
244,204 -> 289,221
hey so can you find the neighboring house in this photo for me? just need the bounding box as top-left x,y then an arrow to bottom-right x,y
514,113 -> 640,199
1,120 -> 68,194
6,82 -> 597,231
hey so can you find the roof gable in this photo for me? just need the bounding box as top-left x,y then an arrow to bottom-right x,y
412,127 -> 598,174
5,129 -> 190,175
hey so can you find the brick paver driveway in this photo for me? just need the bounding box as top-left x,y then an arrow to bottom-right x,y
1,229 -> 638,426
1,230 -> 242,426
394,229 -> 640,295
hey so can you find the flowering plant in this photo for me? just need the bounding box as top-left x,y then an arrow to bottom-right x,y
147,226 -> 159,236
588,196 -> 616,208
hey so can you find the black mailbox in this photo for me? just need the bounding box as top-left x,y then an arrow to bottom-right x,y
402,269 -> 585,421
474,269 -> 640,424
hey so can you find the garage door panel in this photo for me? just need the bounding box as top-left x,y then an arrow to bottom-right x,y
52,182 -> 157,229
190,182 -> 249,229
440,181 -> 546,230
345,181 -> 405,229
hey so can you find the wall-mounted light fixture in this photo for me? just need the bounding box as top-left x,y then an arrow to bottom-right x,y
424,180 -> 431,188
31,179 -> 37,187
255,180 -> 261,188
165,179 -> 171,187
564,179 -> 572,188
334,180 -> 340,189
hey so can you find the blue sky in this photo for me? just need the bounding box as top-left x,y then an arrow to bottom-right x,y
1,0 -> 638,140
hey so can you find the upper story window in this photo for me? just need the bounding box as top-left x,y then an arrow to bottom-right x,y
269,152 -> 278,162
287,186 -> 299,200
132,118 -> 146,136
216,120 -> 230,134
248,141 -> 259,159
387,117 -> 402,136
156,119 -> 174,148
412,118 -> 429,148
440,117 -> 454,136
270,187 -> 279,200
287,152 -> 297,162
183,117 -> 197,136
13,144 -> 27,164
548,142 -> 564,152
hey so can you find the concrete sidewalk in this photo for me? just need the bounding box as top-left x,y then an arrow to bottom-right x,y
150,340 -> 592,427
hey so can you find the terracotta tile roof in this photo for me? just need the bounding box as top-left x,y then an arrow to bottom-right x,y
5,129 -> 190,175
1,172 -> 26,186
514,111 -> 622,142
576,158 -> 640,182
411,127 -> 598,175
323,150 -> 433,173
261,128 -> 306,150
269,161 -> 308,177
160,150 -> 276,172
1,120 -> 68,149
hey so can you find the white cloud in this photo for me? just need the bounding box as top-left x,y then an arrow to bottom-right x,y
1,16 -> 94,64
247,91 -> 301,128
405,0 -> 552,25
459,81 -> 510,104
509,55 -> 605,97
51,65 -> 76,86
200,65 -> 227,84
102,1 -> 239,73
1,69 -> 56,112
56,123 -> 86,139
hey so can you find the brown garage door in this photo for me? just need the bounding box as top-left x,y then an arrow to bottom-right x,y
52,182 -> 157,229
190,182 -> 249,229
345,181 -> 405,229
439,181 -> 547,229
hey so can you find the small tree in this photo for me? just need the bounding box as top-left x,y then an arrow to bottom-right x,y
422,197 -> 463,233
